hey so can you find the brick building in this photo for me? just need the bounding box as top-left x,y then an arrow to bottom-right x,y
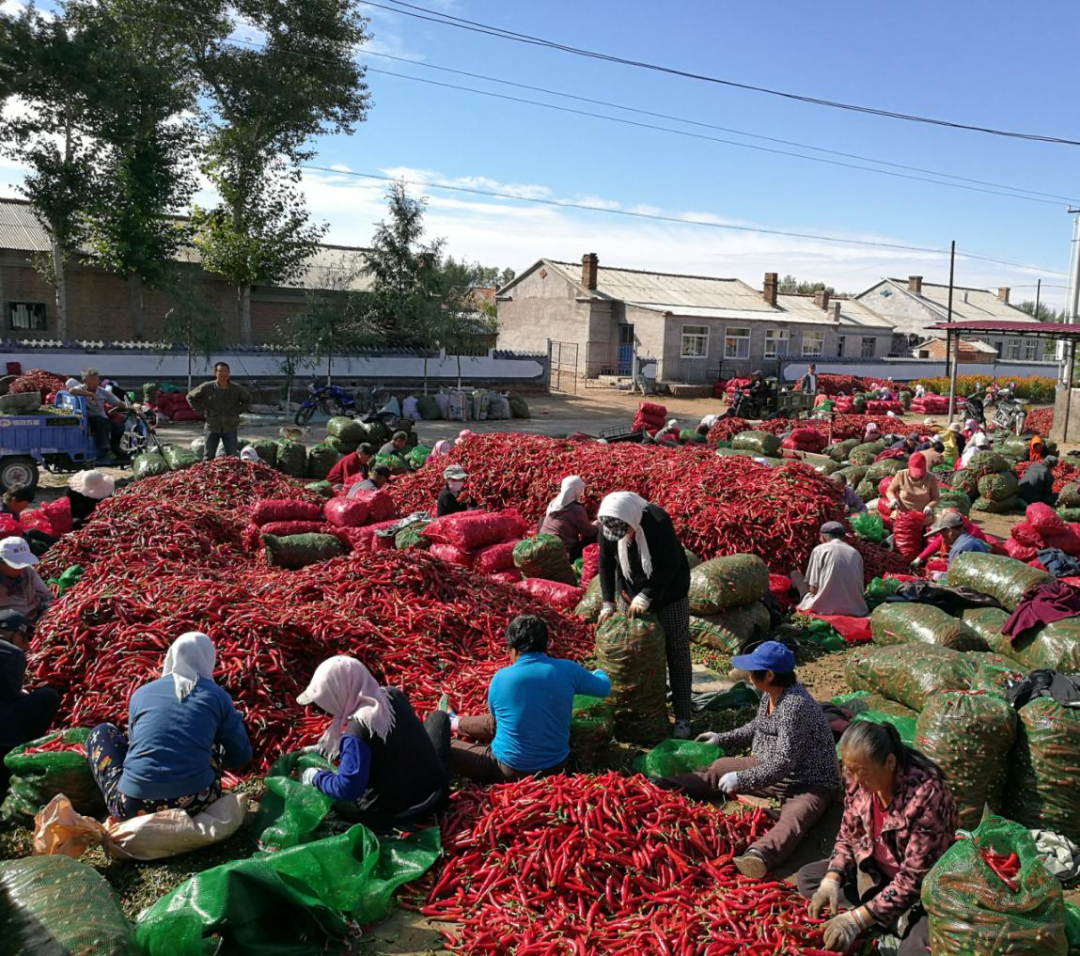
0,197 -> 369,344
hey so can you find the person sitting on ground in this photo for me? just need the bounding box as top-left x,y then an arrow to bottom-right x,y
429,439 -> 454,459
538,475 -> 598,561
437,465 -> 473,516
794,522 -> 869,616
378,431 -> 412,469
885,453 -> 940,516
87,632 -> 251,820
919,439 -> 945,471
66,470 -> 115,531
328,443 -> 375,489
938,422 -> 963,463
958,431 -> 990,470
0,610 -> 61,792
297,655 -> 449,831
797,721 -> 957,955
1018,454 -> 1058,506
0,538 -> 51,624
829,473 -> 867,514
346,464 -> 392,497
910,511 -> 990,570
889,435 -> 919,455
661,641 -> 840,879
910,510 -> 990,570
1027,435 -> 1048,463
441,615 -> 611,784
863,422 -> 880,442
962,418 -> 981,441
1,486 -> 55,556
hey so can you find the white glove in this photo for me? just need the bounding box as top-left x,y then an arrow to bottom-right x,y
808,876 -> 843,918
822,911 -> 862,951
909,557 -> 923,569
923,504 -> 935,516
300,767 -> 321,787
696,732 -> 721,746
597,603 -> 616,625
718,771 -> 739,794
626,594 -> 651,619
300,744 -> 322,755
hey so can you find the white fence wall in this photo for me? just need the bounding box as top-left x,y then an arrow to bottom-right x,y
780,358 -> 1059,384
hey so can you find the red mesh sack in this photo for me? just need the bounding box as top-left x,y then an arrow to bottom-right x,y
244,521 -> 351,551
637,401 -> 667,422
19,510 -> 54,537
514,577 -> 584,610
0,514 -> 21,537
429,543 -> 475,567
893,510 -> 926,562
1011,522 -> 1044,549
874,448 -> 907,463
580,543 -> 600,587
351,489 -> 396,523
489,569 -> 523,584
1004,537 -> 1039,562
340,520 -> 399,552
878,477 -> 893,499
475,540 -> 520,574
769,573 -> 794,610
1042,528 -> 1080,557
252,499 -> 324,526
324,497 -> 370,528
39,497 -> 73,535
423,509 -> 528,551
1026,503 -> 1066,537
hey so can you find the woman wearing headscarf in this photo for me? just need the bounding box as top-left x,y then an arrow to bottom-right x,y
958,431 -> 990,470
430,439 -> 453,459
538,476 -> 597,561
66,470 -> 115,531
86,632 -> 251,820
297,656 -> 448,832
596,492 -> 693,739
884,452 -> 940,516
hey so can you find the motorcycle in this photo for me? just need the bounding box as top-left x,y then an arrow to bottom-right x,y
993,389 -> 1028,436
964,390 -> 987,429
118,405 -> 163,458
294,382 -> 357,426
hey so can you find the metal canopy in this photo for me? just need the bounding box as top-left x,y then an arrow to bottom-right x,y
929,320 -> 1080,340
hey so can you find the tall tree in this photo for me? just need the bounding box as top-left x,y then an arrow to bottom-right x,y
1018,300 -> 1066,322
779,275 -> 835,295
190,0 -> 371,343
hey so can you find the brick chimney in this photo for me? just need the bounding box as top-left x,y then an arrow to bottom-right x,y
814,288 -> 831,311
763,272 -> 778,307
581,253 -> 599,291
831,301 -> 842,322
908,275 -> 923,294
998,286 -> 1010,304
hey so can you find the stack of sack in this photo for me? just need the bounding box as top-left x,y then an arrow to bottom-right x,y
632,401 -> 668,435
421,509 -> 529,581
154,390 -> 202,422
1004,503 -> 1080,564
686,554 -> 771,652
863,399 -> 904,414
723,378 -> 751,400
909,392 -> 952,415
781,427 -> 827,454
512,533 -> 583,609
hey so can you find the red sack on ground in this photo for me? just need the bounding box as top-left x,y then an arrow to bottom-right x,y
0,514 -> 21,537
39,497 -> 73,536
790,427 -> 825,449
580,543 -> 600,587
19,509 -> 55,537
874,448 -> 906,463
340,520 -> 399,552
252,499 -> 324,526
803,612 -> 872,645
1026,502 -> 1066,537
877,477 -> 893,499
1004,537 -> 1039,562
324,497 -> 370,528
892,510 -> 925,562
475,540 -> 520,574
769,573 -> 794,610
429,543 -> 475,567
1011,521 -> 1044,549
638,401 -> 667,421
423,509 -> 528,551
1042,527 -> 1080,557
514,577 -> 584,610
927,558 -> 949,574
351,489 -> 396,524
489,569 -> 523,585
244,522 -> 351,551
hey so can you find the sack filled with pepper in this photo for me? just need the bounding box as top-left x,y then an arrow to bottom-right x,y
593,613 -> 668,745
2,728 -> 105,825
845,644 -> 974,712
513,534 -> 577,585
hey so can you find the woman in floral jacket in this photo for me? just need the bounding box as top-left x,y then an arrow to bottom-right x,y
796,720 -> 957,955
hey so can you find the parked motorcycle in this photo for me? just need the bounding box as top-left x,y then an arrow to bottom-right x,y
119,405 -> 163,458
294,383 -> 357,426
964,390 -> 987,429
993,389 -> 1028,436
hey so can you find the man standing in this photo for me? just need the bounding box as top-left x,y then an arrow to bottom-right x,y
799,363 -> 818,394
65,368 -> 131,464
187,362 -> 252,459
0,538 -> 52,624
795,522 -> 869,617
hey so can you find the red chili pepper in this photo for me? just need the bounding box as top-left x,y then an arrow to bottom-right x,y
982,849 -> 1022,891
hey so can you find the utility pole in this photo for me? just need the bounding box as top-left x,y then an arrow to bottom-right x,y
946,240 -> 959,423
1034,279 -> 1041,320
1060,209 -> 1080,442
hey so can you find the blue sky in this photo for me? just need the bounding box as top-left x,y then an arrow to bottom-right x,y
3,0 -> 1079,303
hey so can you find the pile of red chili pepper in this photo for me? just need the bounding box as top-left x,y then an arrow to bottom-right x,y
8,368 -> 67,395
1016,457 -> 1080,494
707,414 -> 925,445
390,435 -> 846,573
21,736 -> 86,756
981,849 -> 1021,892
414,772 -> 837,955
854,538 -> 913,583
1025,406 -> 1053,437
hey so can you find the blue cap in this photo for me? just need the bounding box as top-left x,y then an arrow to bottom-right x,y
732,641 -> 795,674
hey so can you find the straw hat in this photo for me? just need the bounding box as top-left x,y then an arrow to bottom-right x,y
68,470 -> 115,500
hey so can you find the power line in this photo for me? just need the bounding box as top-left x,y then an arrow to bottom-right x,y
363,51 -> 1078,204
363,0 -> 1080,147
300,164 -> 1069,276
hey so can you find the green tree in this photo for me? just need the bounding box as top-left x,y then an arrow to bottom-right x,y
159,269 -> 229,390
778,274 -> 835,295
1018,300 -> 1066,322
190,0 -> 371,343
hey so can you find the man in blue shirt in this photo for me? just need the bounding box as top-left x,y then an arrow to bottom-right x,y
448,614 -> 611,783
928,511 -> 990,567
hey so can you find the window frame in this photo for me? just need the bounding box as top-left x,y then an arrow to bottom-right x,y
802,330 -> 825,357
763,328 -> 789,360
7,301 -> 47,332
723,326 -> 751,360
860,336 -> 876,358
1005,338 -> 1022,360
1023,339 -> 1039,361
679,323 -> 710,359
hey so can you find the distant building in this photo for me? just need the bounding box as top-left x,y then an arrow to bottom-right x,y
495,254 -> 895,383
912,337 -> 1000,363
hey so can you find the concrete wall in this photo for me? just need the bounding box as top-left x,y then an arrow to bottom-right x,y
1052,387 -> 1080,443
781,358 -> 1060,384
496,266 -> 597,359
838,329 -> 892,360
858,284 -> 937,340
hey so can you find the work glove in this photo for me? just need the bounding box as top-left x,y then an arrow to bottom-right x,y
909,557 -> 923,569
821,911 -> 862,952
626,594 -> 651,619
923,504 -> 935,516
300,744 -> 322,755
808,876 -> 842,918
718,771 -> 739,794
696,732 -> 721,747
300,767 -> 321,787
597,603 -> 616,625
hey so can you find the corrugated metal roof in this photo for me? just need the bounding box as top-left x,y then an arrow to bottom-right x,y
776,294 -> 893,329
0,197 -> 371,292
887,278 -> 1038,322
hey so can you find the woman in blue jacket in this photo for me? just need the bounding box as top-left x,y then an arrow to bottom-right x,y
87,632 -> 251,820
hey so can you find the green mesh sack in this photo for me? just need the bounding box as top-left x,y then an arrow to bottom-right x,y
977,470 -> 1020,501
851,512 -> 887,543
950,468 -> 980,498
845,644 -> 973,712
688,554 -> 769,615
513,534 -> 577,585
416,395 -> 440,420
973,495 -> 1020,514
948,552 -> 1052,611
406,445 -> 431,469
632,739 -> 723,779
864,575 -> 903,609
689,602 -> 770,653
569,694 -> 614,765
937,490 -> 973,516
263,532 -> 347,570
1057,483 -> 1080,509
815,458 -> 843,475
680,428 -> 706,443
574,577 -> 602,621
1,728 -> 105,824
827,438 -> 860,463
966,451 -> 1012,476
849,712 -> 917,748
834,692 -> 918,721
326,415 -> 367,443
898,389 -> 912,406
866,458 -> 906,483
856,479 -> 878,501
253,750 -> 336,852
1056,507 -> 1080,522
247,438 -> 278,467
836,464 -> 869,487
732,430 -> 782,456
916,691 -> 1017,829
162,444 -> 198,471
136,823 -> 440,956
999,435 -> 1031,458
1020,618 -> 1080,672
870,602 -> 986,651
793,616 -> 847,653
849,441 -> 885,466
594,613 -> 669,745
275,439 -> 307,478
923,815 -> 1067,956
324,435 -> 358,455
305,443 -> 341,480
394,525 -> 430,551
132,451 -> 170,480
0,856 -> 138,956
1006,698 -> 1080,843
306,480 -> 334,499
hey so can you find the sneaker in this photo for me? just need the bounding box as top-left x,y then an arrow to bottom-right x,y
672,720 -> 693,740
733,852 -> 768,880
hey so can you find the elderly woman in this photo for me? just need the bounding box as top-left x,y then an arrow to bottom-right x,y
797,721 -> 957,954
596,491 -> 693,739
538,476 -> 597,561
430,439 -> 453,459
87,633 -> 251,820
66,470 -> 115,531
958,431 -> 990,470
297,655 -> 448,832
437,465 -> 473,517
884,452 -> 940,516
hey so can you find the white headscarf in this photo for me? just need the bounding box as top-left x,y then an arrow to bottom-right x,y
297,656 -> 395,759
239,446 -> 259,463
547,475 -> 585,515
597,491 -> 652,580
161,632 -> 216,701
431,440 -> 453,458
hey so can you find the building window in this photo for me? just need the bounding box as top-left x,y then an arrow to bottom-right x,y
8,302 -> 46,331
680,324 -> 710,359
861,337 -> 876,358
1005,339 -> 1021,360
802,330 -> 825,356
763,329 -> 789,359
1023,339 -> 1039,361
836,336 -> 845,357
723,327 -> 750,360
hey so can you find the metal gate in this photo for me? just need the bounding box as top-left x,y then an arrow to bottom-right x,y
618,324 -> 634,375
548,340 -> 579,393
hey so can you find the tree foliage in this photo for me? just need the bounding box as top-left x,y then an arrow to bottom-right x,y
1018,300 -> 1067,323
779,274 -> 835,295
